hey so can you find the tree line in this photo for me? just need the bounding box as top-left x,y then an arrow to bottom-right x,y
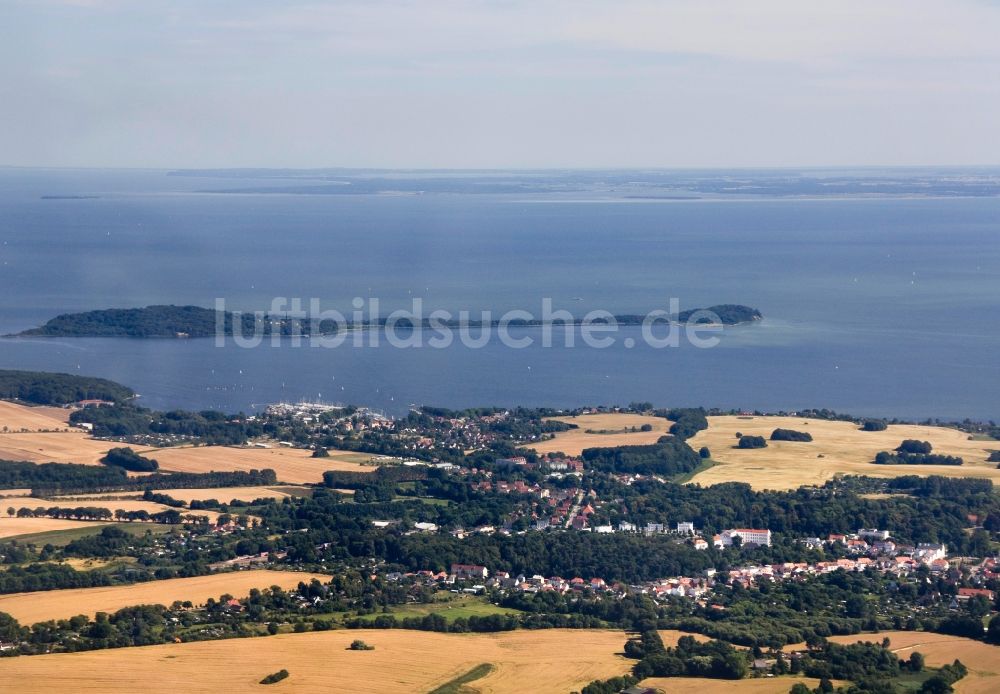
0,369 -> 133,405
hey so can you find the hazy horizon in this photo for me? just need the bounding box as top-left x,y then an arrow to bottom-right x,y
5,1 -> 1000,170
5,164 -> 1000,174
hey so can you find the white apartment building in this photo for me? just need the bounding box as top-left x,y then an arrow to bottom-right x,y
715,528 -> 773,547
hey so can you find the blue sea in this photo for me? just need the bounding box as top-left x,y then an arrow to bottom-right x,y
1,167 -> 999,420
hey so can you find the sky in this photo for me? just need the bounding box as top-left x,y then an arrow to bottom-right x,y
3,0 -> 1000,169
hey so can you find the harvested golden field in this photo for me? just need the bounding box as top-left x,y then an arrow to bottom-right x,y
687,416 -> 1000,490
0,403 -> 370,482
61,485 -> 313,504
0,428 -> 370,486
0,570 -> 328,625
61,557 -> 124,571
0,401 -> 72,431
1,496 -> 224,522
140,445 -> 371,484
472,628 -> 629,692
531,413 -> 672,456
146,485 -> 311,502
658,629 -> 708,645
0,430 -> 115,465
785,632 -> 1000,694
0,516 -> 108,539
0,628 -> 629,693
639,677 -> 838,693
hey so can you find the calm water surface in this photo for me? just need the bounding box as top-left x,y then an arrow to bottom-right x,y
1,168 -> 998,419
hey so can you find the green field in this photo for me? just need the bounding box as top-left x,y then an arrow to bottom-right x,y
398,496 -> 452,506
890,670 -> 935,691
352,594 -> 520,623
672,457 -> 718,484
268,485 -> 314,497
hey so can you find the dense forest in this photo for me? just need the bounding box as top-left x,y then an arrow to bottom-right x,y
0,458 -> 276,495
0,460 -> 129,489
0,370 -> 133,405
16,305 -> 226,338
100,447 -> 159,472
581,437 -> 701,476
658,407 -> 709,440
322,465 -> 427,490
69,403 -> 263,444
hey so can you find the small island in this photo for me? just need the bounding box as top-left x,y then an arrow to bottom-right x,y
12,303 -> 764,338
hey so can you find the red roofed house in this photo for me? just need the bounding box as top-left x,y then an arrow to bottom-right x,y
957,587 -> 995,601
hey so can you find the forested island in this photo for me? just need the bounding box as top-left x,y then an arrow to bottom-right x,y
12,303 -> 763,338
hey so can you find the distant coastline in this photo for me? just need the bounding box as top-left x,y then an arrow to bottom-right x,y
40,195 -> 101,200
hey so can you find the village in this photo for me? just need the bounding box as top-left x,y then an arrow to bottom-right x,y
383,532 -> 999,608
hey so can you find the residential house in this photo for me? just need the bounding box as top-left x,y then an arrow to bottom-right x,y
914,543 -> 947,563
957,587 -> 995,601
495,456 -> 528,470
858,528 -> 891,541
451,563 -> 489,580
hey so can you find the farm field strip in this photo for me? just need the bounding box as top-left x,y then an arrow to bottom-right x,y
58,485 -> 312,504
135,445 -> 372,484
143,485 -> 313,502
1,496 -> 225,521
0,401 -> 72,431
0,569 -> 329,625
0,431 -> 118,466
0,516 -> 110,539
531,413 -> 673,456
